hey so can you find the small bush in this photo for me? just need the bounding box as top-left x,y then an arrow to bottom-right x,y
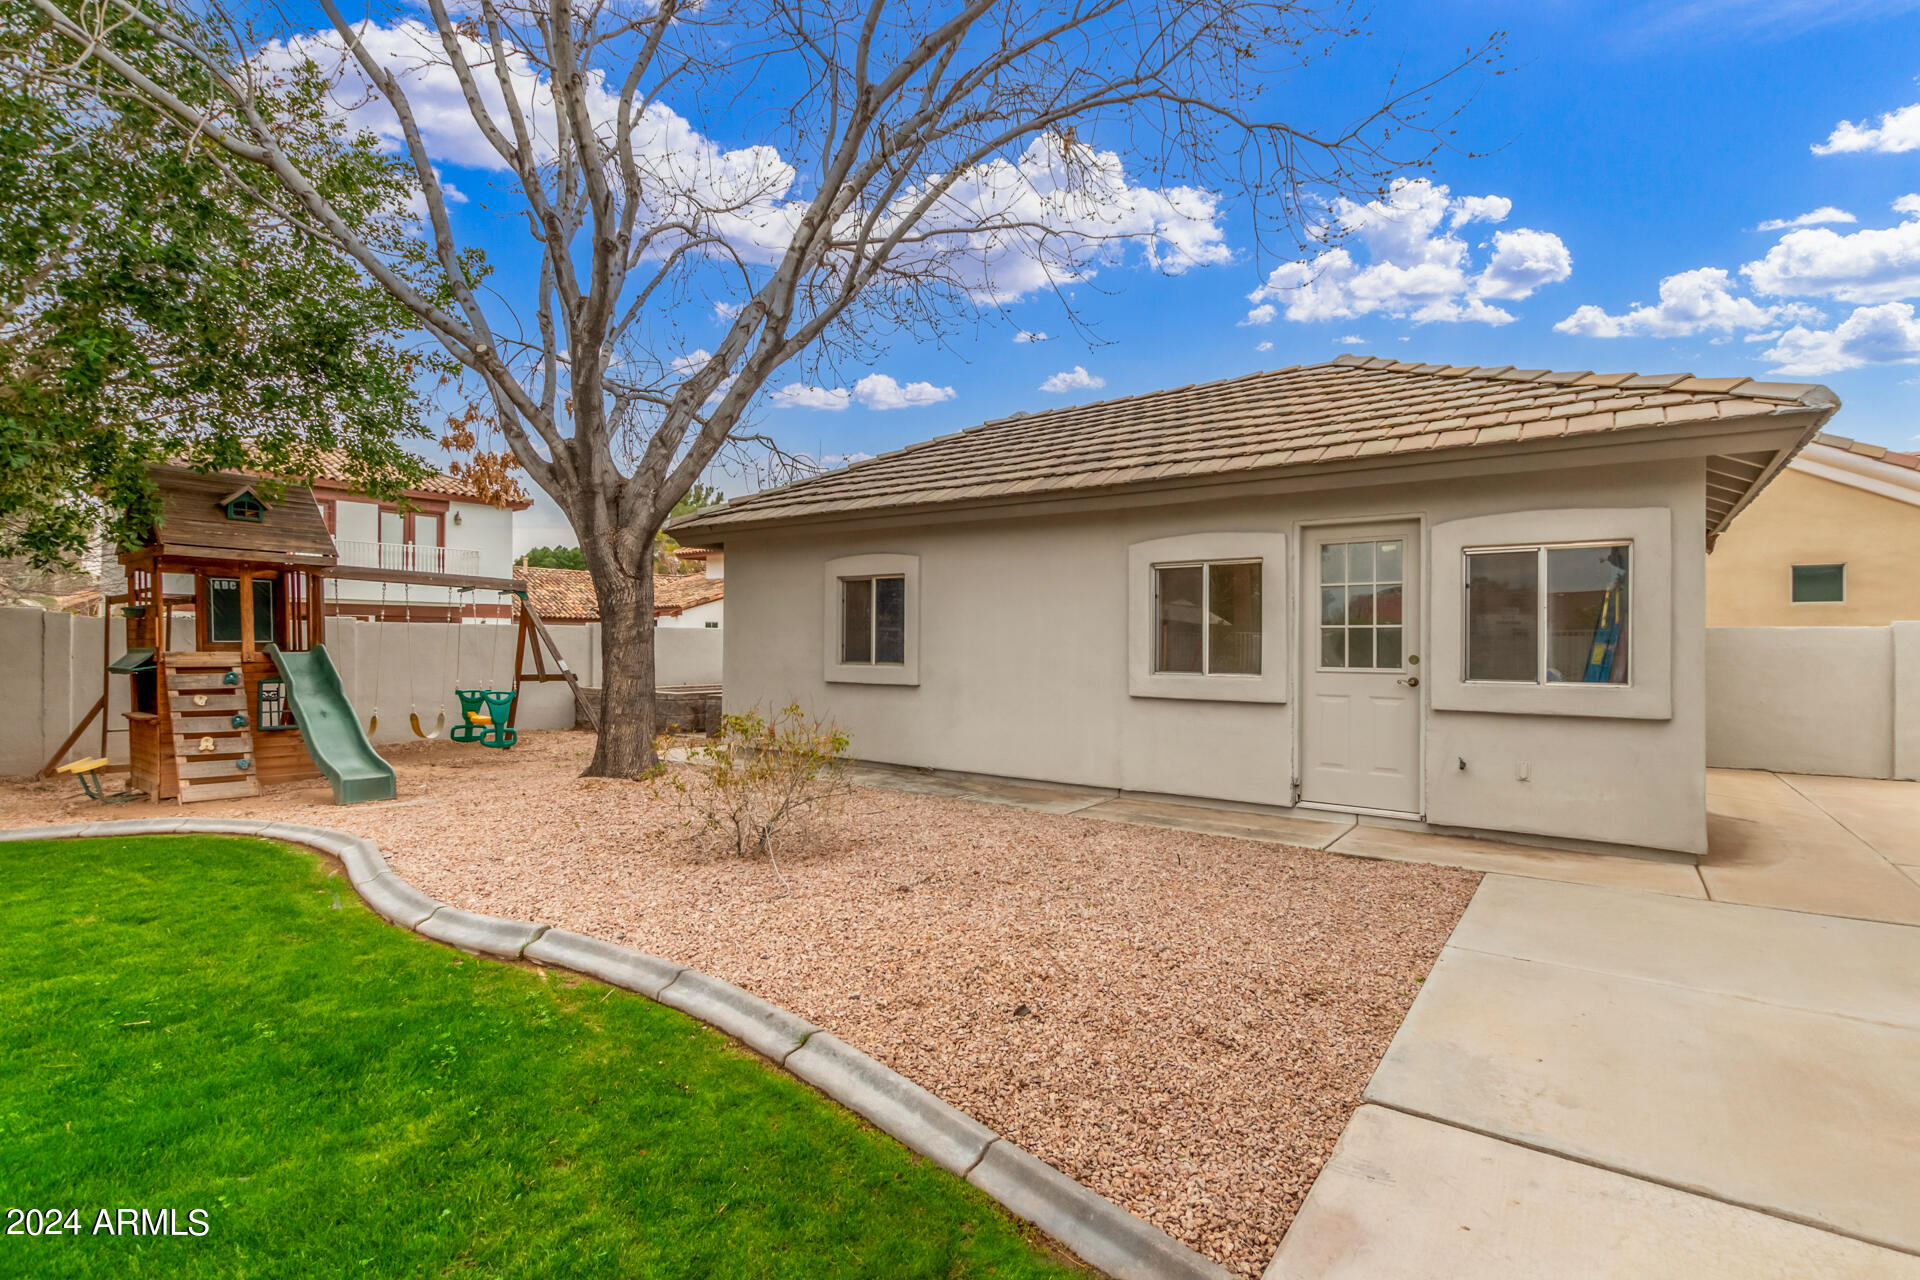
664,703 -> 851,878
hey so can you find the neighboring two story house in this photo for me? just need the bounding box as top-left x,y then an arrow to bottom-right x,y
308,453 -> 532,622
1706,433 -> 1920,627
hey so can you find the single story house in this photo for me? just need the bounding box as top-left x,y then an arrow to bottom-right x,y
1706,432 -> 1920,627
671,355 -> 1839,857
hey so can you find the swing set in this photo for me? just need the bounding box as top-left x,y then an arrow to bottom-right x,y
355,578 -> 597,752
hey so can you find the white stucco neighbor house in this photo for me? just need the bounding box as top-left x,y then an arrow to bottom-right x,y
671,355 -> 1840,858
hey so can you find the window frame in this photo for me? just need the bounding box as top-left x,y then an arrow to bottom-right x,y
1150,557 -> 1263,678
202,575 -> 277,648
823,553 -> 920,686
1790,562 -> 1846,605
839,573 -> 907,667
1313,536 -> 1409,674
1462,538 -> 1634,688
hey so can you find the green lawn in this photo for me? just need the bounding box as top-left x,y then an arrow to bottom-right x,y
0,835 -> 1082,1279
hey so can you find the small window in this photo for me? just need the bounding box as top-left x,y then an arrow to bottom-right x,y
840,575 -> 905,665
1465,543 -> 1629,685
1153,561 -> 1262,676
223,492 -> 265,522
1791,563 -> 1844,603
257,679 -> 296,730
704,620 -> 719,629
207,577 -> 275,645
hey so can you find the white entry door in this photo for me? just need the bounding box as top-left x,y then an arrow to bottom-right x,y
1300,523 -> 1422,814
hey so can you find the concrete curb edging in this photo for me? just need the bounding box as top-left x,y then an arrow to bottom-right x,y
0,819 -> 1232,1280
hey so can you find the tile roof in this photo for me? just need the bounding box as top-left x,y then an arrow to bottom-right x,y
300,450 -> 532,508
673,355 -> 1838,539
653,572 -> 726,617
1812,432 -> 1920,472
512,564 -> 723,621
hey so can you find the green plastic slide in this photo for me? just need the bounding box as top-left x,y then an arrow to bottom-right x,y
265,644 -> 398,805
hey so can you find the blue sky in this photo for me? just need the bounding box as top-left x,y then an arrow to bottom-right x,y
278,0 -> 1920,549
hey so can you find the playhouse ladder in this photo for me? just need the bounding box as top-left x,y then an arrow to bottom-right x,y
165,653 -> 261,804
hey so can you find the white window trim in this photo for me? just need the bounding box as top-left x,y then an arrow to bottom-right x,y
823,553 -> 919,686
1430,508 -> 1671,721
1462,540 -> 1634,688
1789,562 -> 1846,605
1128,532 -> 1288,703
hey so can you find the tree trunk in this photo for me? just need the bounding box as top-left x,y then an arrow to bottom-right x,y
585,559 -> 657,777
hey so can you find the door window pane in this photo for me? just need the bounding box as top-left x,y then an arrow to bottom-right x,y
874,576 -> 906,665
1207,562 -> 1262,675
1376,626 -> 1403,668
1347,626 -> 1374,669
1547,545 -> 1629,684
1466,550 -> 1539,681
379,510 -> 405,543
1320,543 -> 1346,585
1791,563 -> 1844,603
1154,565 -> 1204,673
841,578 -> 872,664
1320,627 -> 1344,667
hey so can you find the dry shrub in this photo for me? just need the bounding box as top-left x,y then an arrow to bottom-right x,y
662,703 -> 851,884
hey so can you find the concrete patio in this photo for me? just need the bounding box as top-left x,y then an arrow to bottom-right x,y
1266,874 -> 1920,1277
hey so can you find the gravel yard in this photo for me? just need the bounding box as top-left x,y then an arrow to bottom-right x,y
3,730 -> 1477,1276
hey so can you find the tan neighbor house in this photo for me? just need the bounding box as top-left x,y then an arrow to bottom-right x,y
1706,433 -> 1920,626
672,355 -> 1838,857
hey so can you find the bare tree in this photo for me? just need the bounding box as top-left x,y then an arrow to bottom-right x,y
23,0 -> 1496,776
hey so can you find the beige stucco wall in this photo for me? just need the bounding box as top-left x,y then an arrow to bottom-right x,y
721,457 -> 1710,854
1707,468 -> 1920,626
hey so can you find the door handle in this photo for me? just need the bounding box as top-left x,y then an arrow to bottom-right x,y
1398,676 -> 1420,688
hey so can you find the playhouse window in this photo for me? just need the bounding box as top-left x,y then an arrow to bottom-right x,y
207,577 -> 275,644
1465,543 -> 1630,685
223,492 -> 265,521
840,575 -> 905,665
1153,560 -> 1262,676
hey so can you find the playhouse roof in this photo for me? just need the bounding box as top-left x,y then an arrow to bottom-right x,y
140,466 -> 338,567
671,355 -> 1839,543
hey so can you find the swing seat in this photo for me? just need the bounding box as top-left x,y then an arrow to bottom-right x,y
451,689 -> 518,749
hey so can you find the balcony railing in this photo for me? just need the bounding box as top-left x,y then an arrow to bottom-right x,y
335,538 -> 481,578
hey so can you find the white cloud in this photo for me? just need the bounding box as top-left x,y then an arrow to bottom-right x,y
1013,330 -> 1049,343
1812,101 -> 1920,155
1760,302 -> 1920,374
1756,207 -> 1856,231
1553,267 -> 1807,338
713,301 -> 743,321
1335,334 -> 1365,345
769,384 -> 852,411
1040,366 -> 1105,393
1740,195 -> 1920,303
1244,178 -> 1571,326
849,373 -> 955,410
768,373 -> 954,411
1240,304 -> 1277,326
1255,340 -> 1274,352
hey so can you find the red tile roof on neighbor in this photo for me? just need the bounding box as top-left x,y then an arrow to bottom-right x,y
513,564 -> 723,621
1813,432 -> 1920,472
671,355 -> 1839,541
301,449 -> 534,509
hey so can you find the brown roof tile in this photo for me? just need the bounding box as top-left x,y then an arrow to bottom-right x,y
1813,433 -> 1920,473
512,564 -> 723,621
671,356 -> 1837,537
